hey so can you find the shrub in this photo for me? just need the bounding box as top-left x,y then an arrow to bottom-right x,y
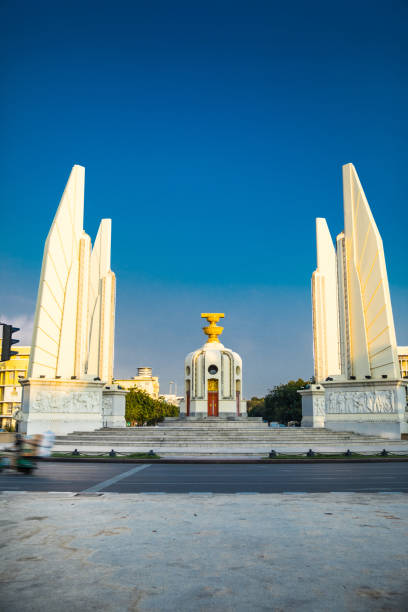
125,388 -> 179,426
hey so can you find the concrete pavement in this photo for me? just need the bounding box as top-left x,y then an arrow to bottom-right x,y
1,491 -> 407,611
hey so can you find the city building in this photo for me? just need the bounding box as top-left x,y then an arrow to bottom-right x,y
0,342 -> 30,429
159,381 -> 183,407
114,367 -> 160,399
160,394 -> 184,407
398,347 -> 408,379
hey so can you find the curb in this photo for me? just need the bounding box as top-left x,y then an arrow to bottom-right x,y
41,457 -> 408,464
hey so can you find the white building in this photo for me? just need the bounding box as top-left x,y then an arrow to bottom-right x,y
115,367 -> 160,399
160,394 -> 184,407
398,347 -> 408,379
181,314 -> 246,418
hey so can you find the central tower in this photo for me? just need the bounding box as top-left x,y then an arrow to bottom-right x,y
182,314 -> 246,418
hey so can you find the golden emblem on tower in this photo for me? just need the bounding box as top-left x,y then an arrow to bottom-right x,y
201,313 -> 225,343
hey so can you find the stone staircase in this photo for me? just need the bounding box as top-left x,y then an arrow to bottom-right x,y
53,418 -> 408,456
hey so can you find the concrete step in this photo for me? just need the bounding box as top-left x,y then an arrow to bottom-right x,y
55,436 -> 383,444
94,428 -> 343,433
52,422 -> 408,455
65,428 -> 368,436
56,433 -> 381,441
54,439 -> 407,448
54,438 -> 407,447
56,434 -> 385,441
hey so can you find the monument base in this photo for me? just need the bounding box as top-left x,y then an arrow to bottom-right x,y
299,385 -> 326,428
102,386 -> 127,427
322,418 -> 404,439
20,378 -> 106,436
181,399 -> 247,418
323,379 -> 407,440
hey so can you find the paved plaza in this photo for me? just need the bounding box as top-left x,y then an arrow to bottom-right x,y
1,490 -> 407,611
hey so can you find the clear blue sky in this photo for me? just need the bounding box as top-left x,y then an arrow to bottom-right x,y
1,1 -> 407,397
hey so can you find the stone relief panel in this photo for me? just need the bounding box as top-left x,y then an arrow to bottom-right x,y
313,396 -> 326,416
102,396 -> 113,416
31,390 -> 102,414
325,390 -> 396,414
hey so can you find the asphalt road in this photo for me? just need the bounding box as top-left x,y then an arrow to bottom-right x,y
1,461 -> 407,493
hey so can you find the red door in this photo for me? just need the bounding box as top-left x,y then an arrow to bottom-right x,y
208,392 -> 219,416
236,391 -> 240,416
186,391 -> 190,416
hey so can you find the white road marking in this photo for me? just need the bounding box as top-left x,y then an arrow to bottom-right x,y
81,464 -> 151,493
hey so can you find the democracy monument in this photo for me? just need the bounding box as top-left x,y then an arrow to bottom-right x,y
300,163 -> 407,439
18,161 -> 407,452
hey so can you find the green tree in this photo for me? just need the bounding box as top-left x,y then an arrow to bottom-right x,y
246,396 -> 265,416
125,388 -> 179,426
263,379 -> 306,425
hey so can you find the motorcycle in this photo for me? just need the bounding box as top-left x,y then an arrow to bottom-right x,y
0,454 -> 37,475
0,431 -> 53,476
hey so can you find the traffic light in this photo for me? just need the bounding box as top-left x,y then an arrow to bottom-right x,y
1,323 -> 20,362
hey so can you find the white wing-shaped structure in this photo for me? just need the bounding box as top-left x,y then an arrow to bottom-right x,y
22,165 -> 123,436
311,163 -> 400,381
312,218 -> 341,382
341,163 -> 399,379
28,165 -> 91,378
86,219 -> 116,383
28,166 -> 116,382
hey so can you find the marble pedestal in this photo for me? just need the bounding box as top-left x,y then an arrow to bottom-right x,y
102,386 -> 127,428
323,379 -> 408,440
298,385 -> 326,427
20,378 -> 105,436
181,399 -> 247,418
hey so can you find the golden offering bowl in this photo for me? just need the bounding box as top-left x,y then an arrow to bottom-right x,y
201,313 -> 225,343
